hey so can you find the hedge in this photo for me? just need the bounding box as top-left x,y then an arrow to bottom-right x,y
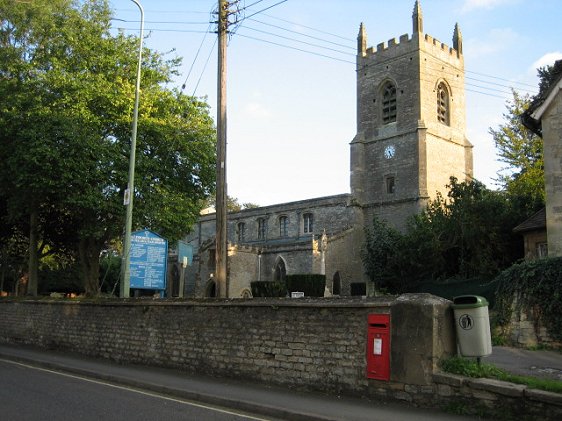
250,281 -> 287,297
286,274 -> 326,297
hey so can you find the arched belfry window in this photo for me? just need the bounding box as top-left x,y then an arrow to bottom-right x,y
381,82 -> 397,124
437,82 -> 450,125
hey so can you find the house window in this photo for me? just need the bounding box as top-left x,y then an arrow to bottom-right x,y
536,242 -> 548,259
437,82 -> 450,125
237,222 -> 246,242
257,218 -> 267,240
386,176 -> 395,194
382,82 -> 397,124
303,213 -> 313,234
279,216 -> 289,237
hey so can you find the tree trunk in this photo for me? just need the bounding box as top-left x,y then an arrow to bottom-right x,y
27,209 -> 39,296
78,237 -> 102,297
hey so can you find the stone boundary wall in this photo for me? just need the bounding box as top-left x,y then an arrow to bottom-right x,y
0,294 -> 560,419
433,373 -> 562,420
502,303 -> 561,350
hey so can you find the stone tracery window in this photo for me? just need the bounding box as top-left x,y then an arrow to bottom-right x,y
382,82 -> 397,124
437,82 -> 450,125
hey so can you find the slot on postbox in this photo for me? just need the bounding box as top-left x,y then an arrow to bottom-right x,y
366,314 -> 390,381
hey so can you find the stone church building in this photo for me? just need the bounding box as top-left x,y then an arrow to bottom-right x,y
181,2 -> 473,298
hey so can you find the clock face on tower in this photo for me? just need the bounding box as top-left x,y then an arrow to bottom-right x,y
384,145 -> 396,159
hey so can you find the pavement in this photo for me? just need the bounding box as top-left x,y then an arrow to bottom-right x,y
0,344 -> 560,421
485,346 -> 562,381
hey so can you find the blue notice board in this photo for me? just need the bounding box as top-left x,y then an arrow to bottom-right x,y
130,230 -> 168,290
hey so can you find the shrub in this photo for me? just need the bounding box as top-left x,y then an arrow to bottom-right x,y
286,274 -> 326,297
250,281 -> 287,297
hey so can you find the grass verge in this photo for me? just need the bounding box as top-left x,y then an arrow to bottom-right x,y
440,356 -> 562,394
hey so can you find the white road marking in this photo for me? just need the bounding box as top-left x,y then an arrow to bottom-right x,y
1,358 -> 271,421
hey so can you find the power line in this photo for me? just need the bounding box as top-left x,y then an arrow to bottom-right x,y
192,37 -> 217,98
239,25 -> 354,57
466,70 -> 537,88
466,88 -> 506,99
115,27 -> 209,33
466,76 -> 536,95
240,0 -> 268,11
241,0 -> 288,22
235,33 -> 355,65
248,17 -> 355,51
114,19 -> 209,25
259,11 -> 355,42
112,5 -> 540,100
182,23 -> 213,91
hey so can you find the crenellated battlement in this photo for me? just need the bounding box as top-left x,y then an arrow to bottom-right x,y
357,1 -> 463,62
360,32 -> 461,62
423,33 -> 459,57
362,33 -> 412,57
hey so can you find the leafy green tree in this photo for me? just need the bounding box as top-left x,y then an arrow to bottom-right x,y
362,178 -> 523,293
434,177 -> 521,279
361,216 -> 401,294
537,61 -> 562,99
0,0 -> 216,296
489,90 -> 544,215
204,195 -> 260,212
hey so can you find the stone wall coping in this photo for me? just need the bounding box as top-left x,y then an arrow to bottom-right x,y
466,377 -> 526,397
433,372 -> 562,403
432,372 -> 464,387
0,297 -> 394,310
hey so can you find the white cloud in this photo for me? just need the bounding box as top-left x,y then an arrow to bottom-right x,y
531,52 -> 562,71
461,0 -> 516,13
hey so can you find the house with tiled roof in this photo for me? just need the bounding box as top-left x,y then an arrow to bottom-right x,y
521,60 -> 562,257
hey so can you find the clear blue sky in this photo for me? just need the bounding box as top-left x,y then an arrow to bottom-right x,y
111,0 -> 562,206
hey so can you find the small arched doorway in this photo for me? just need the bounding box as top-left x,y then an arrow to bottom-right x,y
205,279 -> 217,298
332,271 -> 341,296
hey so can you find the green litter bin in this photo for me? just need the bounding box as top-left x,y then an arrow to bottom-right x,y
452,295 -> 492,357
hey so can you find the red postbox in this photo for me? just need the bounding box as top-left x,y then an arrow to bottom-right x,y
366,314 -> 390,381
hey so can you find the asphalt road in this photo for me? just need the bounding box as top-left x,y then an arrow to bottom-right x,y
0,359 -> 271,421
0,344 -> 480,421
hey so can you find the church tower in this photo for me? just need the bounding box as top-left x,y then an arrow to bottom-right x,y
350,1 -> 473,230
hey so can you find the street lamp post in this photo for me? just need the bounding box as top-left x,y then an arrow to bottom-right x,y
120,0 -> 144,298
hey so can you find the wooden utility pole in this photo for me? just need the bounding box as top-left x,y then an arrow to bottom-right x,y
215,0 -> 228,298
